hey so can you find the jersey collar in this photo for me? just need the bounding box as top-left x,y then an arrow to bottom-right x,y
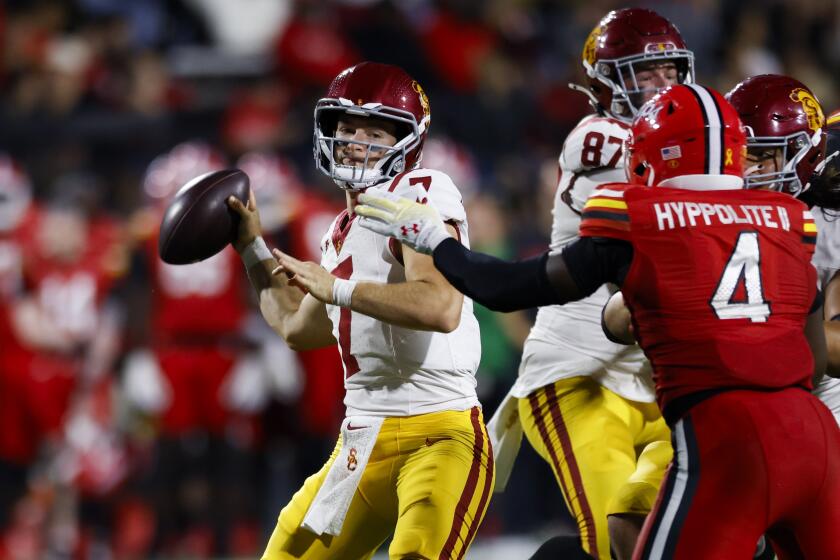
657,174 -> 745,191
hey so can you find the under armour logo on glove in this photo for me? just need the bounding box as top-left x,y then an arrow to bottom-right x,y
356,188 -> 451,254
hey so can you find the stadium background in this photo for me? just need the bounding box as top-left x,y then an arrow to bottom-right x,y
0,0 -> 836,558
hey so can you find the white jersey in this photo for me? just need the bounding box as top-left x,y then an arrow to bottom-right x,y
810,207 -> 840,424
511,115 -> 654,402
320,168 -> 482,418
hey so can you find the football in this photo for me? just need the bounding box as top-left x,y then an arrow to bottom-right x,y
158,169 -> 250,264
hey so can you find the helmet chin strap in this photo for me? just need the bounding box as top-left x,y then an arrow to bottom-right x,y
568,82 -> 605,116
568,82 -> 634,122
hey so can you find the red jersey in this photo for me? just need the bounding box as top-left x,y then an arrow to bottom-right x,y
285,193 -> 344,261
579,183 -> 818,416
146,236 -> 247,342
25,215 -> 127,345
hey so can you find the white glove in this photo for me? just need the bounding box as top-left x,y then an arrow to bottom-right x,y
356,188 -> 451,254
122,349 -> 171,414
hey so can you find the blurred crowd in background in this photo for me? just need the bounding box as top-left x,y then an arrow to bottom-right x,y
1,0 -> 839,558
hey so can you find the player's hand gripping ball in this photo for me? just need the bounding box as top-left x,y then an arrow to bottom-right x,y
158,169 -> 250,264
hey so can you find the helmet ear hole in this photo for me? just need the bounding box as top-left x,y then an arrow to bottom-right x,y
667,102 -> 676,115
634,163 -> 647,177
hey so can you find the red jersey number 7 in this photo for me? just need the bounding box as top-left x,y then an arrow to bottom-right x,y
410,176 -> 432,204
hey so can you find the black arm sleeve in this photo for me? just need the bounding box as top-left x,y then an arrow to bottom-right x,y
432,238 -> 558,312
430,236 -> 634,313
559,237 -> 634,296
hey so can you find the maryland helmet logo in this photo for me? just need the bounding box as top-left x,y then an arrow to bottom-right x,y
583,25 -> 602,65
412,81 -> 431,121
790,88 -> 825,132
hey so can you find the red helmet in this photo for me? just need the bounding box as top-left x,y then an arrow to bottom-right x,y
627,85 -> 746,186
801,107 -> 840,209
0,154 -> 32,232
580,8 -> 694,121
314,62 -> 431,190
726,75 -> 826,198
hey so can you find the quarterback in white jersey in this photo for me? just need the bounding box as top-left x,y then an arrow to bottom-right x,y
484,8 -> 695,560
229,62 -> 492,560
318,166 -> 481,418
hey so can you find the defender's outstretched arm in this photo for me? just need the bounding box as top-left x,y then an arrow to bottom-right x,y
356,189 -> 632,312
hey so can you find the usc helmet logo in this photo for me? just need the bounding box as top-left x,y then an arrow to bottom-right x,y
644,42 -> 676,54
583,25 -> 602,65
412,81 -> 431,120
790,88 -> 825,132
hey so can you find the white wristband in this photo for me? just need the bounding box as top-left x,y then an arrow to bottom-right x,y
332,278 -> 357,307
241,237 -> 272,268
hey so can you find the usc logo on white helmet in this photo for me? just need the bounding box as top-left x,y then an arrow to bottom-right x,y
790,88 -> 825,132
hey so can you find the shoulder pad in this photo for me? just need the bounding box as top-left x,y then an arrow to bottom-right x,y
384,168 -> 467,223
579,182 -> 632,241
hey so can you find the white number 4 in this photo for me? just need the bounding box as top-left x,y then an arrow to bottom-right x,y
710,232 -> 771,322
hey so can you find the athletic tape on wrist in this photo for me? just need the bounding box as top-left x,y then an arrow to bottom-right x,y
242,237 -> 272,268
332,278 -> 357,307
